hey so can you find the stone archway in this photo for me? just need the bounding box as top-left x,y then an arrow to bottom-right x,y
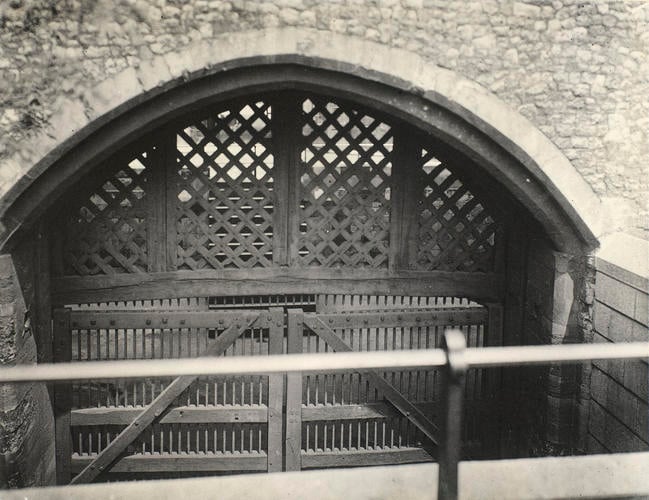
0,27 -> 604,487
0,28 -> 602,254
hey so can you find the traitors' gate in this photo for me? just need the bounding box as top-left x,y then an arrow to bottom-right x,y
48,90 -> 514,483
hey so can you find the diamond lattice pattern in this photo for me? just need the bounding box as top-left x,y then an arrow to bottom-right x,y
62,153 -> 150,275
413,148 -> 498,272
174,101 -> 274,270
297,97 -> 393,268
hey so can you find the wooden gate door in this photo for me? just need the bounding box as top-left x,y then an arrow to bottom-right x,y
54,306 -> 284,484
284,305 -> 500,470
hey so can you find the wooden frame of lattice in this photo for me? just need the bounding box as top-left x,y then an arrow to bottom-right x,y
51,91 -> 507,284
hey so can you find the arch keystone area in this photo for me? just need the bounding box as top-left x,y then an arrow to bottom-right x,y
0,27 -> 603,251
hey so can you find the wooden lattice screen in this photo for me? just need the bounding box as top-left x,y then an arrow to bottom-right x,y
173,100 -> 275,270
51,91 -> 504,280
412,148 -> 499,272
55,151 -> 153,276
297,97 -> 393,268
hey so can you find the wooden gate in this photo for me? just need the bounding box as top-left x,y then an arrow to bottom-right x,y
285,305 -> 500,470
47,88 -> 512,483
54,306 -> 285,484
53,298 -> 501,483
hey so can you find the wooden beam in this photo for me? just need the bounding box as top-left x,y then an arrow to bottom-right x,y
70,405 -> 268,426
70,316 -> 258,484
301,447 -> 432,469
267,308 -> 284,472
303,315 -> 440,448
52,269 -> 504,305
285,309 -> 303,471
302,401 -> 438,422
53,308 -> 72,485
68,310 -> 265,330
146,138 -> 167,273
71,452 -> 267,473
313,308 -> 487,329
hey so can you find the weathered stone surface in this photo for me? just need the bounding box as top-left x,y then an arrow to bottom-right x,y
0,0 -> 645,239
0,254 -> 55,487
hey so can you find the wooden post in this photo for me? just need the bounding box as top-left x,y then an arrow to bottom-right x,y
267,308 -> 284,472
285,309 -> 303,471
438,329 -> 467,500
53,307 -> 72,485
147,138 -> 168,273
485,302 -> 504,456
270,96 -> 300,267
389,132 -> 420,272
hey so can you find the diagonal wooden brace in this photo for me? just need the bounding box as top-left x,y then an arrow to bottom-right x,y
70,315 -> 258,484
303,316 -> 439,448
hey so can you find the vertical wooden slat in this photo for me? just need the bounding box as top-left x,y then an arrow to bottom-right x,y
282,98 -> 305,268
285,308 -> 304,471
53,307 -> 72,485
267,307 -> 284,472
164,126 -> 179,272
146,140 -> 167,273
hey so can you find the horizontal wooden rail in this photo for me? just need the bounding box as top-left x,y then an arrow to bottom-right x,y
71,452 -> 268,473
1,342 -> 647,384
68,310 -> 265,329
70,405 -> 268,426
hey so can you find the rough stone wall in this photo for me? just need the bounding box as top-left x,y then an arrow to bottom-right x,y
0,0 -> 647,238
0,254 -> 55,487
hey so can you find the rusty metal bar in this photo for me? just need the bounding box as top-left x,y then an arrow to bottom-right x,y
0,342 -> 646,384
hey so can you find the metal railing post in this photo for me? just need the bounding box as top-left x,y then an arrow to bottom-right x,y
438,329 -> 468,500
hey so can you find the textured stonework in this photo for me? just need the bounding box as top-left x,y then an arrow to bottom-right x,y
0,254 -> 55,487
0,0 -> 647,239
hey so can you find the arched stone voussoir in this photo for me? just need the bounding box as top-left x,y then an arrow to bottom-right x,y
0,27 -> 603,252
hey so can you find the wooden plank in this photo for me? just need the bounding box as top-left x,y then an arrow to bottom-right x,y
595,272 -> 639,321
70,316 -> 258,484
388,131 -> 418,272
588,400 -> 649,453
483,303 -> 503,456
591,366 -> 648,441
304,315 -> 439,448
301,447 -> 432,469
70,405 -> 268,426
302,401 -> 438,422
53,308 -> 72,485
596,258 -> 649,295
164,126 -> 179,271
594,300 -> 648,344
313,308 -> 487,329
69,309 -> 265,330
267,308 -> 284,472
51,269 -> 505,305
270,96 -> 300,266
146,138 -> 167,273
285,309 -> 303,471
71,452 -> 268,473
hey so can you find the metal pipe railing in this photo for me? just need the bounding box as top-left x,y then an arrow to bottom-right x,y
1,336 -> 647,500
0,341 -> 645,384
